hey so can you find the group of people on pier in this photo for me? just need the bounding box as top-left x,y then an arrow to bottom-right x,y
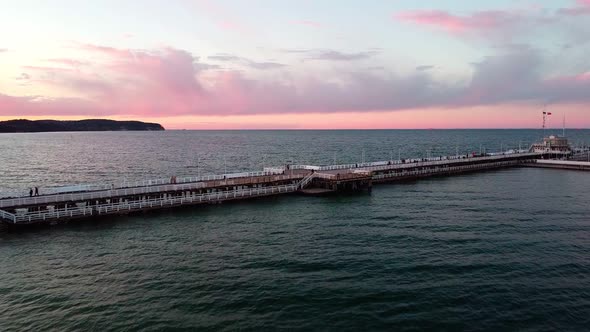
29,187 -> 39,197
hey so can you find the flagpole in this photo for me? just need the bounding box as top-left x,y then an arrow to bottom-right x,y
543,107 -> 547,138
563,113 -> 566,137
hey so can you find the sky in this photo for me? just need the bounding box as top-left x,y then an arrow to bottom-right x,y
0,0 -> 589,129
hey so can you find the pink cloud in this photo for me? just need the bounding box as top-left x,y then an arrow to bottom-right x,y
396,2 -> 590,37
218,20 -> 240,31
45,58 -> 89,67
0,93 -> 106,116
192,0 -> 253,35
558,0 -> 590,15
548,72 -> 590,83
394,10 -> 518,34
290,20 -> 322,28
75,42 -> 133,58
22,65 -> 78,73
1,44 -> 590,123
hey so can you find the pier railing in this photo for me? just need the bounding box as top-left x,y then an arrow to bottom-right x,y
297,173 -> 316,189
290,150 -> 537,172
357,152 -> 541,173
0,151 -> 543,210
0,209 -> 16,223
372,160 -> 528,181
10,184 -> 298,224
0,173 -> 303,209
314,173 -> 335,180
1,169 -> 287,199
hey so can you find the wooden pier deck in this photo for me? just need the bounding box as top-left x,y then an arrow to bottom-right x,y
524,159 -> 590,171
0,152 -> 549,226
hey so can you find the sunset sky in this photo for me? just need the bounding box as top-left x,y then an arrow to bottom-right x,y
1,0 -> 589,129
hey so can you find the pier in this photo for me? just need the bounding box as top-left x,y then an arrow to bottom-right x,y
525,159 -> 590,171
0,151 -> 580,226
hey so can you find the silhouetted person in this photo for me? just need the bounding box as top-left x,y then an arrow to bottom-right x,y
34,187 -> 39,196
29,188 -> 33,197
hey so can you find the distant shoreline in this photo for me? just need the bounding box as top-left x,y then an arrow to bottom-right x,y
0,119 -> 165,133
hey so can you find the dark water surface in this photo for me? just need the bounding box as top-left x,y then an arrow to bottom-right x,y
1,130 -> 590,331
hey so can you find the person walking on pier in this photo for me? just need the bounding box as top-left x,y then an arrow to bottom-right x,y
34,187 -> 39,196
29,188 -> 33,197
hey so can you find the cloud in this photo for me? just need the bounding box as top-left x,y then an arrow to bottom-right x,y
558,0 -> 590,16
1,44 -> 590,118
15,73 -> 31,80
14,73 -> 32,86
0,93 -> 107,116
280,49 -> 380,61
193,0 -> 254,35
307,50 -> 378,61
394,10 -> 521,34
308,50 -> 378,61
280,49 -> 311,54
246,61 -> 285,70
208,54 -> 241,62
208,53 -> 285,70
194,62 -> 221,71
46,58 -> 89,67
394,3 -> 590,44
416,65 -> 435,71
290,20 -> 322,28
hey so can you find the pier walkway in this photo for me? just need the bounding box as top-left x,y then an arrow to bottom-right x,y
0,151 -> 551,226
525,159 -> 590,171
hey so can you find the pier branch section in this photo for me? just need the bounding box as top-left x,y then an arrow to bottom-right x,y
0,152 -> 580,226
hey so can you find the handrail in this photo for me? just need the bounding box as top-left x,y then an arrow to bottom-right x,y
12,184 -> 299,223
0,173 -> 303,209
372,159 -> 529,180
314,173 -> 335,180
354,152 -> 541,173
0,151 -> 543,204
288,151 -> 541,172
297,172 -> 316,189
1,169 -> 287,199
0,209 -> 16,223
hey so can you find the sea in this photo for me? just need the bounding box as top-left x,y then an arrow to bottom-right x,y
0,129 -> 589,331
